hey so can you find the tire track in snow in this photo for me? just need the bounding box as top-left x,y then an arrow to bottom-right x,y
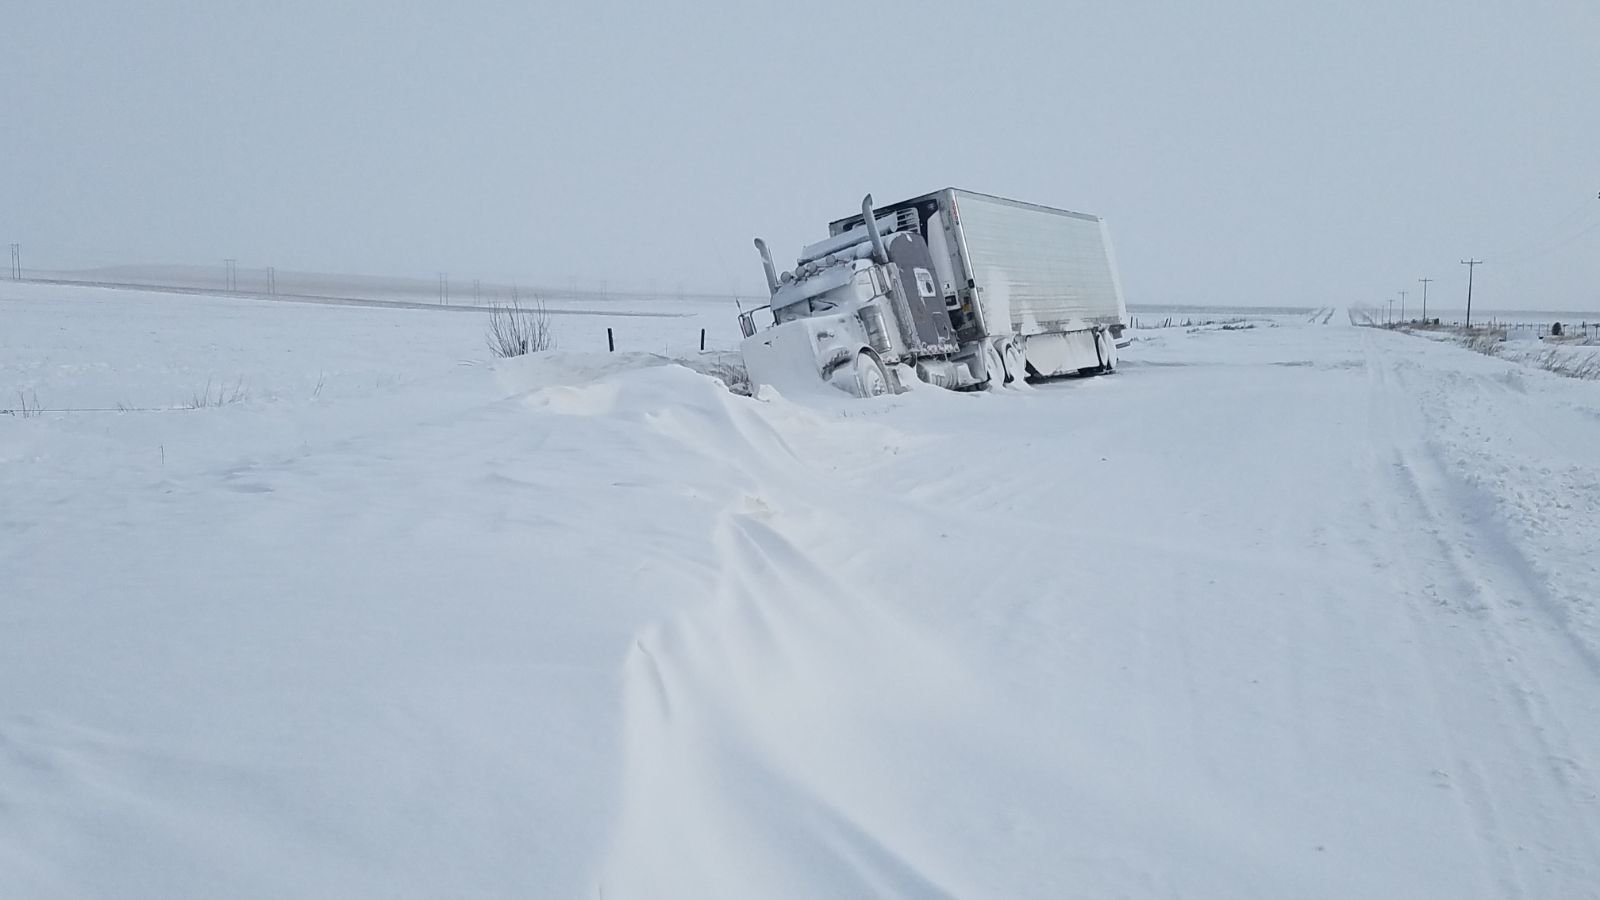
1387,437 -> 1600,890
1382,352 -> 1600,687
1362,342 -> 1524,897
1363,333 -> 1600,895
1414,362 -> 1600,671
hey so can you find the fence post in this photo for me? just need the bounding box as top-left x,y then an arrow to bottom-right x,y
700,328 -> 706,352
607,328 -> 614,352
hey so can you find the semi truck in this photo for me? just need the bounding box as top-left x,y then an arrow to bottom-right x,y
739,188 -> 1129,397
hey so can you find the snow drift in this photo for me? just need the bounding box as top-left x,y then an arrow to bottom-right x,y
4,285 -> 1600,898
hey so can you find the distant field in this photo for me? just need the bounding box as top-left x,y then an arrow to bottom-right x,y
12,264 -> 760,313
1443,308 -> 1600,326
1127,303 -> 1315,318
1355,306 -> 1600,327
1130,303 -> 1600,327
0,282 -> 742,414
1127,304 -> 1318,329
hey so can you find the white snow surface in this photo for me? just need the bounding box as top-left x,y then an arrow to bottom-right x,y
4,285 -> 1600,897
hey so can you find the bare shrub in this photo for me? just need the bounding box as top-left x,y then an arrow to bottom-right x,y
187,377 -> 248,409
1459,332 -> 1600,380
672,350 -> 752,396
486,291 -> 554,358
6,390 -> 42,417
703,359 -> 753,396
1463,334 -> 1504,357
1528,348 -> 1600,380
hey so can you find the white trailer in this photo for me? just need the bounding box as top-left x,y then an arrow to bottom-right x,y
740,188 -> 1128,396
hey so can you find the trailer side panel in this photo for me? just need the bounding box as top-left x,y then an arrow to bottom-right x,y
949,190 -> 1126,336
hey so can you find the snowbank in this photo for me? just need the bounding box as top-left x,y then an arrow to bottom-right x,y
5,288 -> 1600,897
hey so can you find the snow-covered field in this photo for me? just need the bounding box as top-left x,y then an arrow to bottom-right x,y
4,285 -> 1600,898
1381,315 -> 1600,382
1127,304 -> 1318,330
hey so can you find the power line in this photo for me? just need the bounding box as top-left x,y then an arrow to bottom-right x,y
1485,193 -> 1600,261
1494,219 -> 1600,267
1461,259 -> 1483,328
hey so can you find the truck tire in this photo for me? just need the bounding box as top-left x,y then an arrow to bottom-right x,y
1097,330 -> 1116,374
852,351 -> 891,398
1001,340 -> 1026,384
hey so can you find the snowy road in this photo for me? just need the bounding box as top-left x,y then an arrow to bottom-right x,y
3,289 -> 1599,897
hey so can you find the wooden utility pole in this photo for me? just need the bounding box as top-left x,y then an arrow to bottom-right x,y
1461,259 -> 1483,328
1418,277 -> 1432,324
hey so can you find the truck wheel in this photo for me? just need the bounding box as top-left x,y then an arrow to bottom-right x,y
852,351 -> 891,398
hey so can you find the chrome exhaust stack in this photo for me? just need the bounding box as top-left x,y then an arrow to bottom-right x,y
753,238 -> 780,297
861,194 -> 888,264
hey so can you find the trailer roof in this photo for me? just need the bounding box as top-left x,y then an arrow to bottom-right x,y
828,188 -> 1102,233
944,188 -> 1103,223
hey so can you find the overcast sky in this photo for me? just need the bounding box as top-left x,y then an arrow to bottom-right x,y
4,0 -> 1597,310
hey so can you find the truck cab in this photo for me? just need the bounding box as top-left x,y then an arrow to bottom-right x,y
741,195 -> 980,397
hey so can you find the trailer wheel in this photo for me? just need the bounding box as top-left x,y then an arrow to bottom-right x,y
981,342 -> 1006,390
1002,340 -> 1026,384
852,351 -> 891,398
1096,330 -> 1116,374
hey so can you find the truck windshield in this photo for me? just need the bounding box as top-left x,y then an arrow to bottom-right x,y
775,297 -> 837,323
